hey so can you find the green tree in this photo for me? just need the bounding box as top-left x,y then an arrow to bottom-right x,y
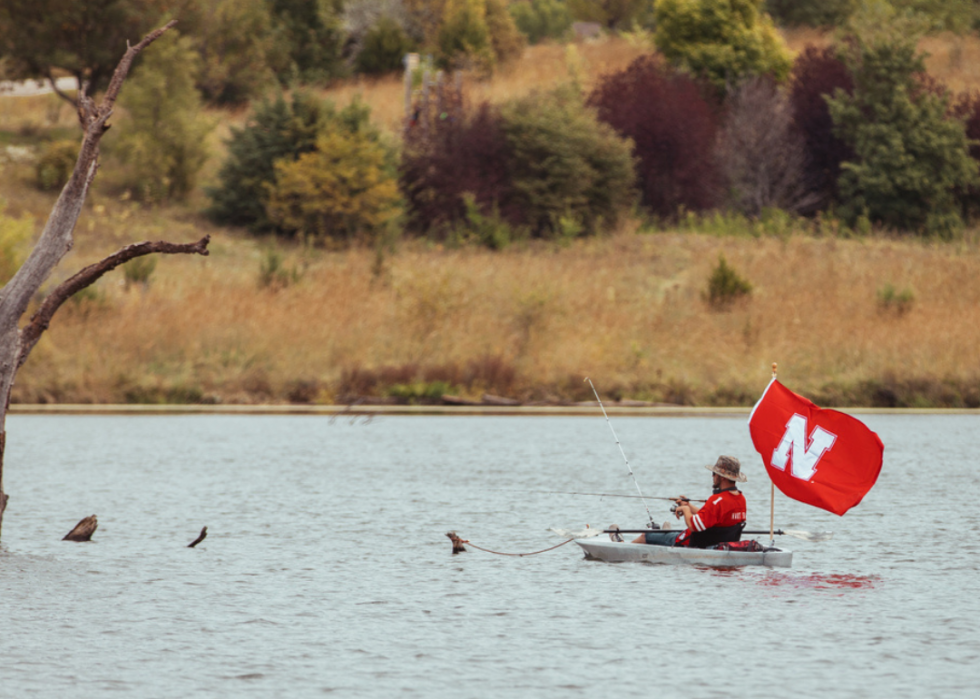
500,86 -> 636,236
509,0 -> 573,44
113,31 -> 212,202
267,0 -> 345,83
653,0 -> 792,96
207,92 -> 326,229
355,15 -> 416,75
437,0 -> 524,72
437,0 -> 495,72
265,119 -> 401,242
0,0 -> 177,106
827,4 -> 979,236
485,0 -> 526,65
192,0 -> 276,104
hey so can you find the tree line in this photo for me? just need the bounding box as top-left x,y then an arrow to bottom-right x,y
4,1 -> 980,239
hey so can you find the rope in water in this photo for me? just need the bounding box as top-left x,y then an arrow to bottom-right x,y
460,538 -> 577,557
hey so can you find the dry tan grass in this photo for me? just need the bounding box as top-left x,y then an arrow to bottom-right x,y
12,220 -> 980,405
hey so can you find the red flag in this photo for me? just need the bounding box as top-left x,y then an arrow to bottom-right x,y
748,380 -> 883,516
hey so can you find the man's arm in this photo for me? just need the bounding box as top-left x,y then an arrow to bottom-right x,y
675,502 -> 699,528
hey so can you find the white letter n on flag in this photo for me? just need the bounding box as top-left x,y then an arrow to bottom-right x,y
771,414 -> 837,481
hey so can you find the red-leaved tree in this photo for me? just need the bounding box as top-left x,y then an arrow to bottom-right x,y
789,45 -> 854,207
587,55 -> 721,218
400,100 -> 517,236
951,91 -> 980,218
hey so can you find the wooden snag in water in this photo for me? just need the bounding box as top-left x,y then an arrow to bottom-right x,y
446,531 -> 467,554
188,526 -> 208,548
63,515 -> 98,542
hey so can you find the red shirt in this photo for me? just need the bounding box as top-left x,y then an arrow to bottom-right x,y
676,490 -> 746,547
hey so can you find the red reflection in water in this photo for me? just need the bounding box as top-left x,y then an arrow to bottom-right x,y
704,568 -> 879,590
756,572 -> 879,590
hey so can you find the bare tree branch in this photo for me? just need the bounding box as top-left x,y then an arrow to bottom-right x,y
17,234 -> 210,368
45,69 -> 80,113
102,20 -> 177,115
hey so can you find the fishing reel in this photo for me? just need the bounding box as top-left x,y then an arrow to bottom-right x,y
669,497 -> 691,515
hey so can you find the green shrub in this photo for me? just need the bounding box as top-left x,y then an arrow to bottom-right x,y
827,5 -> 979,236
456,192 -> 520,249
0,202 -> 33,284
356,15 -> 416,75
676,207 -> 806,238
876,284 -> 915,316
500,86 -> 637,236
258,247 -> 303,289
35,140 -> 79,191
122,255 -> 157,288
654,0 -> 793,97
113,31 -> 212,203
386,380 -> 452,403
207,92 -> 334,231
510,0 -> 573,44
705,253 -> 753,308
264,106 -> 400,243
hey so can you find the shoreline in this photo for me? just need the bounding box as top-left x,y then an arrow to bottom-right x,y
8,404 -> 980,417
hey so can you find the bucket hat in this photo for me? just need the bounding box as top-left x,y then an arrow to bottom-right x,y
705,455 -> 747,482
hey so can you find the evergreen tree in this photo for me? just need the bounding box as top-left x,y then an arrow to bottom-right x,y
267,0 -> 345,83
206,92 -> 326,229
827,4 -> 979,236
653,0 -> 792,97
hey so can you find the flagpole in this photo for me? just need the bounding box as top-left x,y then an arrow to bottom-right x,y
769,362 -> 777,547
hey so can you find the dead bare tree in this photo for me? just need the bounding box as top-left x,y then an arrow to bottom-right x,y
0,21 -> 211,538
717,77 -> 822,217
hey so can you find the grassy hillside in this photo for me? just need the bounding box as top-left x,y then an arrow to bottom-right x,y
4,33 -> 980,407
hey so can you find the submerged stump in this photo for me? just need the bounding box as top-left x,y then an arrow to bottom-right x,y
63,515 -> 97,542
188,526 -> 208,548
446,531 -> 467,554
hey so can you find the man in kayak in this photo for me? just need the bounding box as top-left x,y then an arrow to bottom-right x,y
632,456 -> 747,548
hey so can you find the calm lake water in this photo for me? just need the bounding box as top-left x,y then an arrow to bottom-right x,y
1,413 -> 977,697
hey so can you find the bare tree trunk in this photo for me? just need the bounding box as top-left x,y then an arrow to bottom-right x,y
0,21 -> 211,538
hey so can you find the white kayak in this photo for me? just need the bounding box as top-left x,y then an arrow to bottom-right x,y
575,538 -> 793,568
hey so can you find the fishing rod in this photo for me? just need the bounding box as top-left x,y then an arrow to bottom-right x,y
585,377 -> 657,529
490,488 -> 705,503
